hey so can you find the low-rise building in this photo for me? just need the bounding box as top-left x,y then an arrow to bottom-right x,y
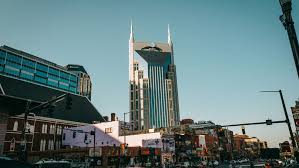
3,114 -> 86,162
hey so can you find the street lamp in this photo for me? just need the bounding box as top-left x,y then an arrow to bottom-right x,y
279,0 -> 299,78
260,90 -> 297,148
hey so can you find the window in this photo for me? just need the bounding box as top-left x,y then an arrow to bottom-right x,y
36,63 -> 48,72
63,133 -> 66,140
10,139 -> 15,151
49,125 -> 52,134
20,71 -> 34,80
0,50 -> 6,59
48,67 -> 59,76
4,65 -> 20,76
48,74 -> 59,81
59,77 -> 69,84
48,140 -> 51,150
35,76 -> 47,84
0,58 -> 5,65
21,66 -> 35,73
60,71 -> 69,79
105,127 -> 112,133
40,140 -> 43,151
42,124 -> 48,134
22,58 -> 35,68
40,139 -> 46,151
13,121 -> 18,131
69,81 -> 77,87
6,61 -> 21,69
6,53 -> 22,64
69,86 -> 77,93
59,82 -> 69,90
70,75 -> 77,82
35,70 -> 47,78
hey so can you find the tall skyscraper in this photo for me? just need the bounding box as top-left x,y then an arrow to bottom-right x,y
129,23 -> 180,130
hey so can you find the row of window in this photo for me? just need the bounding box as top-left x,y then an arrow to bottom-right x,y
39,139 -> 60,151
0,49 -> 78,93
1,64 -> 77,93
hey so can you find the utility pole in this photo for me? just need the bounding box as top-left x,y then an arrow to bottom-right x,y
279,0 -> 299,78
260,90 -> 297,148
278,90 -> 297,148
19,100 -> 31,162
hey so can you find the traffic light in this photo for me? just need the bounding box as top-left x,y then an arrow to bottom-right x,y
90,130 -> 95,135
241,126 -> 246,135
266,119 -> 272,125
65,94 -> 72,110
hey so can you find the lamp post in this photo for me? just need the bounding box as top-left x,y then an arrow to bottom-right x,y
260,90 -> 297,148
279,0 -> 299,78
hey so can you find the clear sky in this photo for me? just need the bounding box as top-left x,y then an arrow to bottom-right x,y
0,0 -> 298,147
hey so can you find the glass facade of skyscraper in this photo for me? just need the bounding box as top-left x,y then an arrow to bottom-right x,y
129,25 -> 180,130
0,46 -> 78,94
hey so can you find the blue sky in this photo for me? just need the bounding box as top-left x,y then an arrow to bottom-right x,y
0,0 -> 299,147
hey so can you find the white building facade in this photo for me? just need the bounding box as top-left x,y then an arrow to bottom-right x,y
62,121 -> 161,148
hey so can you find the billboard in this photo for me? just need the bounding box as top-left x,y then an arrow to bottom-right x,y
142,138 -> 175,152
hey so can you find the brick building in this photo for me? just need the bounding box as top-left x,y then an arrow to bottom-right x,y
3,114 -> 86,160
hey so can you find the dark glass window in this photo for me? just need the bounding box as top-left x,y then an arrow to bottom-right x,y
0,50 -> 6,59
130,84 -> 134,90
4,66 -> 19,76
48,67 -> 59,76
6,61 -> 21,69
35,76 -> 47,84
20,71 -> 34,80
48,74 -> 59,81
130,92 -> 133,99
59,82 -> 69,90
69,86 -> 77,93
0,66 -> 3,72
48,80 -> 58,87
36,63 -> 48,72
35,70 -> 47,78
70,75 -> 77,82
22,58 -> 35,68
60,78 -> 69,84
21,66 -> 35,73
0,58 -> 5,65
6,53 -> 22,64
60,71 -> 69,79
69,81 -> 77,87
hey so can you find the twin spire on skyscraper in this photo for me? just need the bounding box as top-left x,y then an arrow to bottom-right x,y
130,20 -> 172,45
130,20 -> 134,42
168,24 -> 172,45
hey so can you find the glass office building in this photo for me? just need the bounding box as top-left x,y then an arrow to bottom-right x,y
0,46 -> 78,94
129,24 -> 180,130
